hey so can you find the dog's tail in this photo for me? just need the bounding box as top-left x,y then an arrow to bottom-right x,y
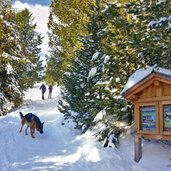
19,112 -> 24,118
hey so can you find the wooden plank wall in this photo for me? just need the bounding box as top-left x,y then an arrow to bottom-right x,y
138,82 -> 171,99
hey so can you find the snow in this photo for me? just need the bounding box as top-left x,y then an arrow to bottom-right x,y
0,92 -> 3,98
156,67 -> 171,76
115,77 -> 120,83
0,83 -> 171,170
6,63 -> 13,74
157,0 -> 166,4
91,52 -> 99,61
121,65 -> 171,95
93,108 -> 106,122
87,67 -> 97,80
148,15 -> 171,30
103,55 -> 110,64
121,65 -> 156,95
148,17 -> 167,28
2,52 -> 21,61
95,80 -> 111,85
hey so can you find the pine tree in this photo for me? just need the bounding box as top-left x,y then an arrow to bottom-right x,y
58,0 -> 149,147
0,2 -> 43,114
58,0 -> 105,127
45,24 -> 64,84
83,1 -> 141,145
128,0 -> 171,68
58,39 -> 98,129
46,0 -> 92,85
13,8 -> 43,91
0,0 -> 21,113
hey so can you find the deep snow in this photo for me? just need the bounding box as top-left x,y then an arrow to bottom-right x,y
0,83 -> 171,171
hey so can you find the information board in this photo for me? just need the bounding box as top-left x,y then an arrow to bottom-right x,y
140,106 -> 156,131
163,105 -> 171,131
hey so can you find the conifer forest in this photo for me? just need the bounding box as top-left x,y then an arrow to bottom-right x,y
1,0 -> 171,146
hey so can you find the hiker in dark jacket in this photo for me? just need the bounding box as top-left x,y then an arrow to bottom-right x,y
40,83 -> 46,100
48,85 -> 53,99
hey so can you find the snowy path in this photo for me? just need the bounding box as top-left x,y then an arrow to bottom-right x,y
0,83 -> 171,171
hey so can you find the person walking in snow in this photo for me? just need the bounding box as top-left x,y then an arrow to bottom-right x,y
40,83 -> 46,100
48,85 -> 53,99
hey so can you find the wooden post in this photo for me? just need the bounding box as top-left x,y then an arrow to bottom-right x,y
134,136 -> 142,162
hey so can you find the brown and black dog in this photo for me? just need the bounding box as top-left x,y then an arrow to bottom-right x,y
19,112 -> 44,138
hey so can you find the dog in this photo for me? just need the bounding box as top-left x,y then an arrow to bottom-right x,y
19,112 -> 44,138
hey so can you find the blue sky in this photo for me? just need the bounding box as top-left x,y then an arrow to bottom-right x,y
14,0 -> 50,6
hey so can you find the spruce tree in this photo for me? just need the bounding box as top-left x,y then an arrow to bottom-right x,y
0,3 -> 43,114
58,0 -> 149,147
0,0 -> 21,113
128,0 -> 171,68
46,0 -> 92,85
58,0 -> 105,128
13,8 -> 43,91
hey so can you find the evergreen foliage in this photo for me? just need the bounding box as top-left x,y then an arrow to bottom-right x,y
58,0 -> 137,147
127,0 -> 171,68
47,0 -> 171,147
55,0 -> 170,146
13,8 -> 43,91
0,0 -> 20,114
0,1 -> 43,114
46,0 -> 92,85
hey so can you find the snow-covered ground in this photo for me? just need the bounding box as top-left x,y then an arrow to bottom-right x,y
0,83 -> 171,171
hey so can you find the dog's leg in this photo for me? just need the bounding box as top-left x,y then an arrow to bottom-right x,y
30,127 -> 35,138
33,127 -> 35,134
25,125 -> 29,135
30,124 -> 35,138
19,119 -> 25,133
19,126 -> 23,133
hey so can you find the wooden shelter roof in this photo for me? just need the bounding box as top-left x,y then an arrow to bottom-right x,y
121,65 -> 171,99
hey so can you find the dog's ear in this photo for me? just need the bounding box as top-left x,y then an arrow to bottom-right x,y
42,122 -> 44,125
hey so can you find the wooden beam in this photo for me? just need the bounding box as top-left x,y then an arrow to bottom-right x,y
156,86 -> 162,97
130,94 -> 139,100
134,136 -> 142,162
136,96 -> 171,103
138,134 -> 171,140
125,75 -> 155,99
153,80 -> 160,86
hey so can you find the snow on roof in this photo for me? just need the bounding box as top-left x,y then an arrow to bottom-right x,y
121,65 -> 171,96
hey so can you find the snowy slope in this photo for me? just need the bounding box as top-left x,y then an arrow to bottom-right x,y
0,83 -> 171,171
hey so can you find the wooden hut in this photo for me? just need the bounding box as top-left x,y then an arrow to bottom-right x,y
121,65 -> 171,162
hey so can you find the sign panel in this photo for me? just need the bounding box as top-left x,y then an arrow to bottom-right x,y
163,105 -> 171,131
140,106 -> 156,131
